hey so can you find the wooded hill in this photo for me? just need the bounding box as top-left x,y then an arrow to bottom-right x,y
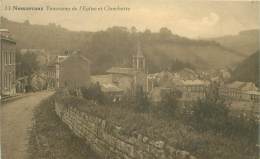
211,29 -> 260,56
231,50 -> 259,86
1,17 -> 247,74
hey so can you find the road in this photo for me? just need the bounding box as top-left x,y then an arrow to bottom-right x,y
0,91 -> 54,159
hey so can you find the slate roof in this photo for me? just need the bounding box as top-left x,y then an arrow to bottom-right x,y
106,67 -> 136,75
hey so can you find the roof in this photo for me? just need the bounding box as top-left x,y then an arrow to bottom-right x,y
106,67 -> 135,75
181,79 -> 209,86
101,83 -> 124,93
226,81 -> 258,91
91,74 -> 113,84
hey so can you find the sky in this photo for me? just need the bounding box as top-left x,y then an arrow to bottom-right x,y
0,0 -> 260,38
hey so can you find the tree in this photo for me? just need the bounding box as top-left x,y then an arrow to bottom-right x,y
130,26 -> 137,34
16,52 -> 39,78
159,27 -> 172,40
161,89 -> 182,118
191,82 -> 229,130
81,82 -> 105,104
135,86 -> 150,113
171,59 -> 193,72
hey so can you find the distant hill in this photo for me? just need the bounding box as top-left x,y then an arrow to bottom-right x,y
1,17 -> 247,74
0,17 -> 92,53
231,50 -> 259,86
211,29 -> 260,56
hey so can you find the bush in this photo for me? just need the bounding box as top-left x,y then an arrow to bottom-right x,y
226,114 -> 258,141
80,82 -> 105,104
191,82 -> 258,142
160,89 -> 182,118
192,98 -> 229,131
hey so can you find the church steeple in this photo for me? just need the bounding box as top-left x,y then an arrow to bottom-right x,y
132,41 -> 145,72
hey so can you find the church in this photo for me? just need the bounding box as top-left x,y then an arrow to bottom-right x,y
92,42 -> 149,96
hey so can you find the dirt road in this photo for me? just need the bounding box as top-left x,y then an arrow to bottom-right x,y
1,91 -> 53,159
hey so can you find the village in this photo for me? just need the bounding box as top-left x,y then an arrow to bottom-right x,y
1,29 -> 259,117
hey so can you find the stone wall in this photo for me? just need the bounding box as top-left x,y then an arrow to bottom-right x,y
55,102 -> 197,159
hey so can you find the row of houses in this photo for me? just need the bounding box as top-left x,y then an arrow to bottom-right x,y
220,81 -> 260,103
147,70 -> 260,104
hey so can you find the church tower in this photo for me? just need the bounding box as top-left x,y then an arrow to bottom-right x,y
132,41 -> 145,72
132,41 -> 148,94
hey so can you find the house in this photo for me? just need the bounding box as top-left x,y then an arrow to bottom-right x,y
178,79 -> 210,101
220,81 -> 258,101
59,52 -> 91,88
91,74 -> 124,101
0,29 -> 16,98
46,55 -> 69,89
148,71 -> 209,102
46,52 -> 91,89
16,76 -> 29,93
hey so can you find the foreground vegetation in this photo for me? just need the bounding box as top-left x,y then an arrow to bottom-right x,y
27,96 -> 100,159
55,85 -> 258,159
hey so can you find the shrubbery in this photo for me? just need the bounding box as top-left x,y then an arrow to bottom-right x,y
81,83 -> 105,104
190,83 -> 258,141
160,89 -> 182,118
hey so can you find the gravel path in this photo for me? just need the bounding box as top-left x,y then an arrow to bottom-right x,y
1,91 -> 54,159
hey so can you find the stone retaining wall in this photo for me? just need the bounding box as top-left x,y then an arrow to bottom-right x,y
55,102 -> 197,159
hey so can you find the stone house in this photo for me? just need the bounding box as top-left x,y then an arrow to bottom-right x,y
177,79 -> 210,101
148,70 -> 209,102
220,81 -> 258,102
46,52 -> 91,89
59,52 -> 91,89
0,29 -> 16,98
91,74 -> 124,100
46,55 -> 69,89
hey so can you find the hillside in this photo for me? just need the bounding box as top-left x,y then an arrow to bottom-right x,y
211,29 -> 260,56
231,50 -> 259,86
0,17 -> 92,53
1,17 -> 246,73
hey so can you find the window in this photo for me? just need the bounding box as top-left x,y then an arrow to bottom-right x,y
5,52 -> 7,64
9,52 -> 11,64
6,52 -> 8,65
3,52 -> 5,64
13,52 -> 15,64
4,74 -> 7,89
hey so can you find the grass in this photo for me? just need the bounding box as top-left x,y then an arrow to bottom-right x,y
27,95 -> 100,159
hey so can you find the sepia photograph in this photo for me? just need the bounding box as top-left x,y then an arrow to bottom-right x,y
0,0 -> 259,159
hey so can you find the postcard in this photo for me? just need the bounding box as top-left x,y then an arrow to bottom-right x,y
0,0 -> 259,159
